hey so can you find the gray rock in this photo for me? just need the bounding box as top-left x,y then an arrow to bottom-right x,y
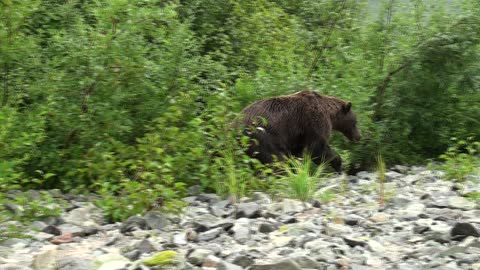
197,227 -> 223,241
343,236 -> 367,248
104,235 -> 120,246
31,232 -> 54,242
135,238 -> 157,254
258,222 -> 277,233
271,236 -> 293,247
251,192 -> 272,204
399,203 -> 426,220
450,222 -> 480,240
278,214 -> 297,224
345,214 -> 364,226
304,239 -> 332,252
42,225 -> 61,236
230,223 -> 250,244
183,196 -> 199,205
187,249 -> 214,266
120,216 -> 147,233
193,214 -> 233,232
226,253 -> 254,268
287,221 -> 318,236
123,249 -> 141,261
41,216 -> 62,226
30,221 -> 48,231
290,255 -> 322,268
292,233 -> 318,248
280,199 -> 305,214
413,225 -> 430,234
197,193 -> 221,204
56,256 -> 95,270
0,237 -> 30,248
392,165 -> 410,174
172,233 -> 188,245
367,239 -> 385,253
32,249 -> 57,270
83,226 -> 99,236
212,199 -> 232,210
57,224 -> 85,236
386,171 -> 403,180
424,231 -> 451,244
202,254 -> 222,268
144,211 -> 170,230
236,202 -> 261,219
448,197 -> 476,210
324,223 -> 353,236
357,171 -> 376,180
217,261 -> 244,270
250,259 -> 302,270
395,263 -> 423,270
63,205 -> 103,226
402,175 -> 422,185
211,200 -> 234,217
436,245 -> 468,257
0,264 -> 33,270
95,254 -> 129,270
370,212 -> 390,223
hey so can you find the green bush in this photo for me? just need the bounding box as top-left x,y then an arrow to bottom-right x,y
0,191 -> 65,224
438,137 -> 480,182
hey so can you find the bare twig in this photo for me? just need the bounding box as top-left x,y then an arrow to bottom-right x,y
378,0 -> 395,72
81,82 -> 96,114
372,60 -> 412,121
2,64 -> 8,107
307,0 -> 349,79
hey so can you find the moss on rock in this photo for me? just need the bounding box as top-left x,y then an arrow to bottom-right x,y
142,250 -> 178,266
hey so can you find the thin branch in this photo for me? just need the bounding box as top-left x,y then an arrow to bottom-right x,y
378,0 -> 395,72
413,0 -> 423,33
307,0 -> 349,79
81,82 -> 96,114
2,64 -> 8,107
372,59 -> 412,121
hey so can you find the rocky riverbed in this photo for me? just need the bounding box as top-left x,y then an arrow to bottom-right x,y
1,166 -> 480,270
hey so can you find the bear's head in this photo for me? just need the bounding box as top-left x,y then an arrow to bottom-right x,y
335,102 -> 362,142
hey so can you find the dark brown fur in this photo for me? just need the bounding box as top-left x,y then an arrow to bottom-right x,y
240,90 -> 361,172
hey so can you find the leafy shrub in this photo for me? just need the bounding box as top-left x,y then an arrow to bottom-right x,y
0,191 -> 65,224
438,137 -> 480,182
96,180 -> 186,222
0,222 -> 29,243
0,107 -> 47,190
213,149 -> 249,202
466,192 -> 480,202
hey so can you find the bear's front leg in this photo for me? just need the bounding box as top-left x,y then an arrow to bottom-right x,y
310,143 -> 342,173
328,151 -> 342,173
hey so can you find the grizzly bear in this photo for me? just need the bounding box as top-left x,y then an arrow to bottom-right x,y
239,90 -> 361,172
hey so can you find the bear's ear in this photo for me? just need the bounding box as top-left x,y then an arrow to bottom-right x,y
342,102 -> 352,113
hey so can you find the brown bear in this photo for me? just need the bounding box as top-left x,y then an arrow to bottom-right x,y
239,90 -> 361,172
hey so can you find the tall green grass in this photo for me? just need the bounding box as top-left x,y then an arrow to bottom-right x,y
376,153 -> 386,207
277,155 -> 327,202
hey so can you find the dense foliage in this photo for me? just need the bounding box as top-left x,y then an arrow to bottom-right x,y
1,0 -> 479,220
